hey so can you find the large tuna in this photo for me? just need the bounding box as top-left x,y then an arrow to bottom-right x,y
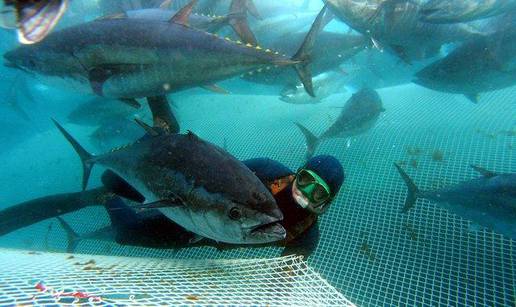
295,88 -> 385,159
395,163 -> 516,240
413,29 -> 516,103
51,120 -> 286,244
324,0 -> 483,61
4,3 -> 328,130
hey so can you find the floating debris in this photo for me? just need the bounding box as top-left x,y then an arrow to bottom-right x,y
431,150 -> 444,162
410,159 -> 418,169
406,146 -> 423,156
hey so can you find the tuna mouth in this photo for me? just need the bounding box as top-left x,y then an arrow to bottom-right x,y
249,221 -> 286,240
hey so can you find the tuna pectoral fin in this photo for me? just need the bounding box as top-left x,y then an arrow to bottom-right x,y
101,170 -> 146,203
52,119 -> 95,191
88,64 -> 147,96
56,216 -> 80,253
147,96 -> 180,134
470,165 -> 497,178
295,122 -> 320,160
134,196 -> 185,210
393,163 -> 420,213
465,93 -> 479,104
291,5 -> 329,97
201,84 -> 230,95
15,0 -> 69,44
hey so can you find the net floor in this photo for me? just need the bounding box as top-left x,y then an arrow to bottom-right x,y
0,249 -> 353,306
0,83 -> 514,306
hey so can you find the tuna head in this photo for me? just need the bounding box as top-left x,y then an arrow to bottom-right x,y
3,42 -> 80,76
156,135 -> 287,244
190,183 -> 286,244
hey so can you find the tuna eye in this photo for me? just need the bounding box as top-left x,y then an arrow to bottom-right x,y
229,207 -> 242,220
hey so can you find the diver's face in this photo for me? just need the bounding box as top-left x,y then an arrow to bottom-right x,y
292,169 -> 333,215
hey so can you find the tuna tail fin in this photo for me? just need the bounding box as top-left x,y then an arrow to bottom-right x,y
56,216 -> 80,253
393,163 -> 420,213
295,122 -> 320,160
292,5 -> 328,97
228,0 -> 258,45
52,119 -> 95,191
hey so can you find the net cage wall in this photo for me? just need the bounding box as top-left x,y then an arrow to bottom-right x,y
0,83 -> 515,306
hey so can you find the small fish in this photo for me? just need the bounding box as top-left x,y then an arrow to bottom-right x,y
1,0 -> 69,44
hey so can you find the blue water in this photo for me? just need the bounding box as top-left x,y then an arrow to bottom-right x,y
0,0 -> 514,306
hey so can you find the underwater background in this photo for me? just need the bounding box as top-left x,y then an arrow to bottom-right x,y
0,0 -> 515,306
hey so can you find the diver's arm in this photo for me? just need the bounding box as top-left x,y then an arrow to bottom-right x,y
0,187 -> 113,236
281,222 -> 320,259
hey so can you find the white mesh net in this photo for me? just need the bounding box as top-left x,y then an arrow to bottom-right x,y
0,248 -> 354,306
0,83 -> 514,306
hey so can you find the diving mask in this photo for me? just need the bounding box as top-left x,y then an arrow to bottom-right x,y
293,169 -> 332,214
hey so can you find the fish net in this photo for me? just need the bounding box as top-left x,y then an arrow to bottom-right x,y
0,83 -> 515,306
0,249 -> 354,306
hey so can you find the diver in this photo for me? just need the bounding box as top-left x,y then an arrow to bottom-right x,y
232,155 -> 345,257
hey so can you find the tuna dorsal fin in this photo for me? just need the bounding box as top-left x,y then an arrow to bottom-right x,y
470,165 -> 497,178
245,0 -> 261,20
170,0 -> 198,25
159,0 -> 173,9
228,0 -> 258,45
134,118 -> 160,136
101,170 -> 146,203
187,130 -> 200,140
